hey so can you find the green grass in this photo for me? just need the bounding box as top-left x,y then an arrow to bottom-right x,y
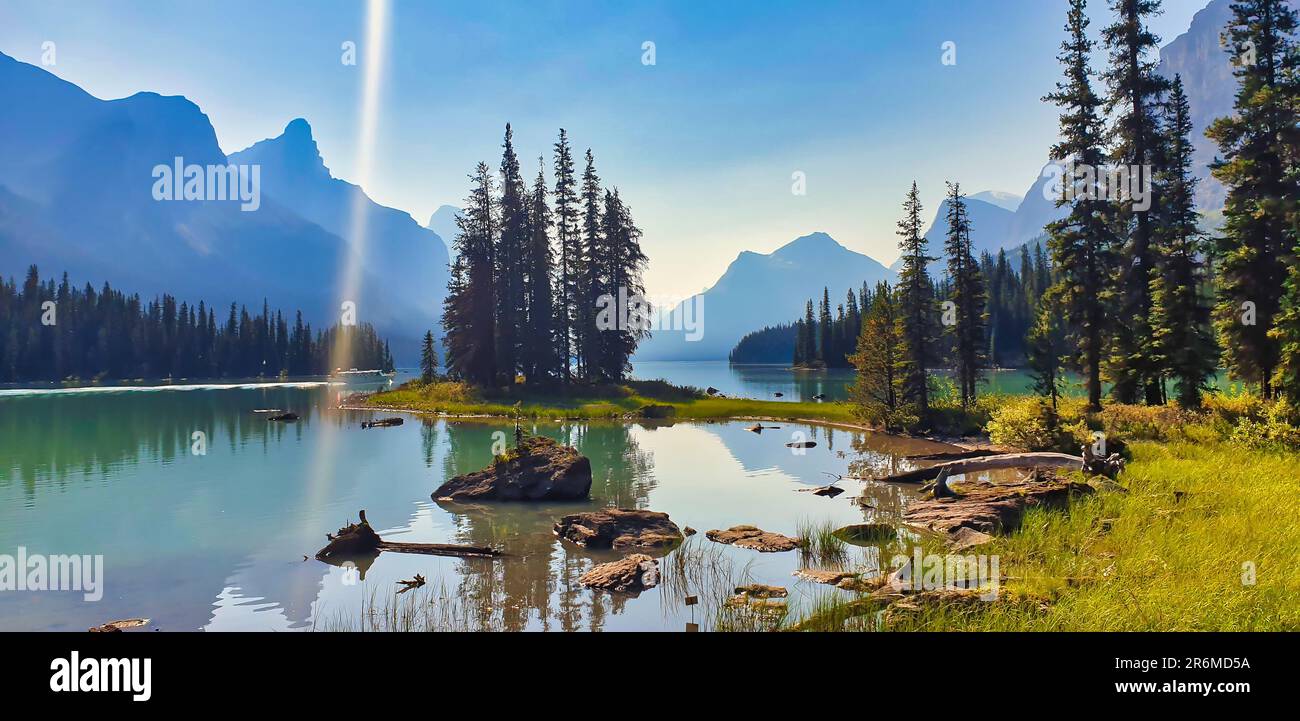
364,379 -> 858,424
796,518 -> 850,568
789,436 -> 1300,631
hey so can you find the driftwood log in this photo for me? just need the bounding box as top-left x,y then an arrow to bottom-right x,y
874,452 -> 1086,484
316,510 -> 502,560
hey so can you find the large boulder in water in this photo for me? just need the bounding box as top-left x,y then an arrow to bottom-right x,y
433,435 -> 592,502
579,554 -> 660,594
554,508 -> 684,550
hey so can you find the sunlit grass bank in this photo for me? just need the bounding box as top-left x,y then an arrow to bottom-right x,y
842,438 -> 1300,631
363,379 -> 858,424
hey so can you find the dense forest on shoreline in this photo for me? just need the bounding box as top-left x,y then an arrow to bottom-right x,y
0,266 -> 394,383
734,240 -> 1053,369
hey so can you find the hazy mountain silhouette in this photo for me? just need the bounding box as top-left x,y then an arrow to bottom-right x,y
0,51 -> 442,362
425,204 -> 462,263
635,232 -> 893,361
969,190 -> 1022,211
889,195 -> 1017,276
230,119 -> 450,349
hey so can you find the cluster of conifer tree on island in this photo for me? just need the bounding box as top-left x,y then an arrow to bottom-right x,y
442,125 -> 649,387
0,266 -> 395,382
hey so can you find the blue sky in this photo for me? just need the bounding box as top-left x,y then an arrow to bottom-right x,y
1,0 -> 1206,297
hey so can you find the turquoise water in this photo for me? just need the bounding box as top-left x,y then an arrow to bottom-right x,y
0,379 -> 954,631
631,361 -> 1061,402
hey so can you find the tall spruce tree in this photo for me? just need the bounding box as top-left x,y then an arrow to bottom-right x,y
496,124 -> 528,382
895,181 -> 940,418
1209,0 -> 1300,399
578,149 -> 604,381
592,189 -> 649,381
1151,75 -> 1218,408
818,287 -> 833,364
420,330 -> 438,383
552,129 -> 581,384
1044,0 -> 1118,411
443,162 -> 498,385
1103,0 -> 1171,404
802,300 -> 818,364
943,182 -> 989,407
522,157 -> 559,383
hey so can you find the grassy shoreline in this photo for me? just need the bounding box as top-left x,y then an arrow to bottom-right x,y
362,379 -> 859,424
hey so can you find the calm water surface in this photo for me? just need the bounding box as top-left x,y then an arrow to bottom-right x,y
631,361 -> 1051,402
0,378 -> 956,631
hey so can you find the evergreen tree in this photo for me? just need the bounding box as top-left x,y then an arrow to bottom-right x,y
1151,76 -> 1218,408
577,149 -> 604,381
802,299 -> 817,365
592,189 -> 649,381
496,123 -> 527,382
793,319 -> 807,366
818,287 -> 833,364
1027,294 -> 1070,421
552,129 -> 581,383
1102,0 -> 1171,404
895,182 -> 940,417
1044,0 -> 1118,411
943,182 -> 989,407
420,330 -> 439,383
843,288 -> 861,364
848,281 -> 906,429
1209,0 -> 1300,399
522,157 -> 559,383
443,162 -> 499,385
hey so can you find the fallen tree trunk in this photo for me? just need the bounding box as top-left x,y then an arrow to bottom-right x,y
873,452 -> 1084,484
377,541 -> 500,558
316,510 -> 503,560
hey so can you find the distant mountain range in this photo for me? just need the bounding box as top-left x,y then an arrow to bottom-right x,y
635,232 -> 893,361
0,51 -> 449,363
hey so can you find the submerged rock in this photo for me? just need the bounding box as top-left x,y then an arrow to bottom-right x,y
734,583 -> 788,598
794,568 -> 857,585
554,508 -> 684,550
580,554 -> 660,594
433,435 -> 592,502
833,523 -> 897,544
705,525 -> 800,552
